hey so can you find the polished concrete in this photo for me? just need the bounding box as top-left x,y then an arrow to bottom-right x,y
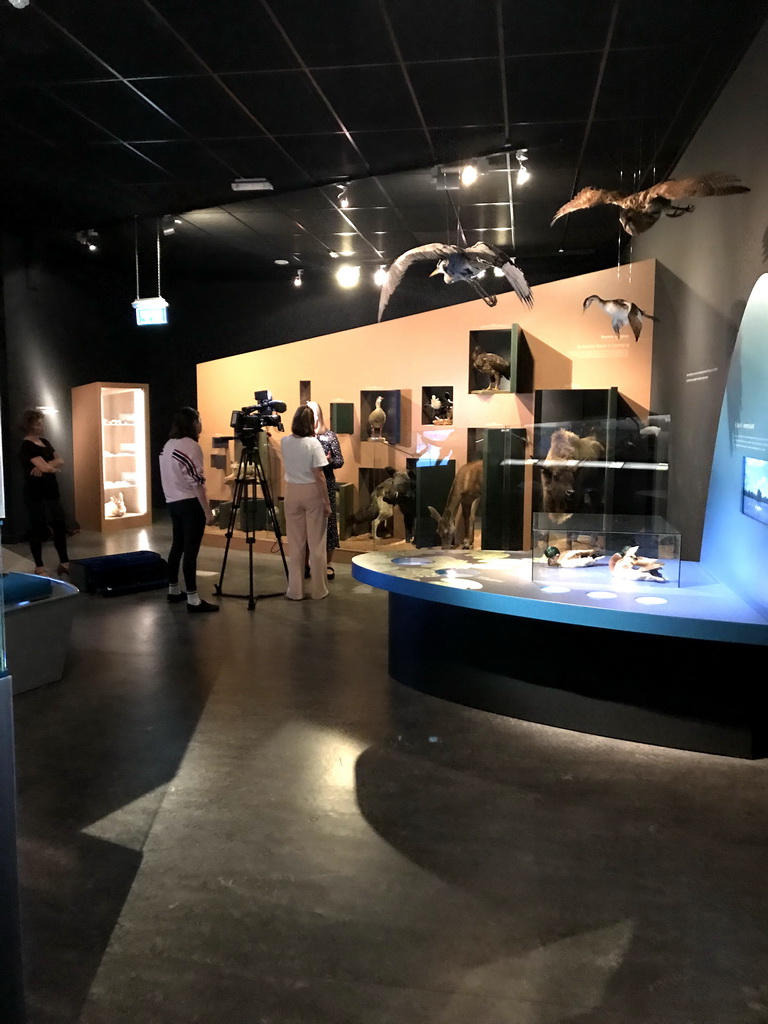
7,521 -> 768,1024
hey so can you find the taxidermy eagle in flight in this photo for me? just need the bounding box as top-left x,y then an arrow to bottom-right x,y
583,295 -> 658,342
377,241 -> 533,321
551,172 -> 749,236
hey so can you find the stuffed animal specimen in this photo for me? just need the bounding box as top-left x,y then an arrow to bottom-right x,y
541,429 -> 605,524
428,460 -> 483,549
609,545 -> 667,582
544,545 -> 602,567
472,346 -> 510,390
551,173 -> 749,236
378,241 -> 533,320
583,295 -> 659,342
368,396 -> 386,439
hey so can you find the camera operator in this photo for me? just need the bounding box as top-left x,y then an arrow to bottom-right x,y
159,406 -> 219,613
281,405 -> 331,601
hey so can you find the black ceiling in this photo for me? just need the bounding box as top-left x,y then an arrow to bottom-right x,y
1,0 -> 765,285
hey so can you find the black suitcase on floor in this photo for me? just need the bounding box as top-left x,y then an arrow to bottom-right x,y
70,551 -> 169,596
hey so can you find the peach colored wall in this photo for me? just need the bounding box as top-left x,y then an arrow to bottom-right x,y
198,260 -> 655,501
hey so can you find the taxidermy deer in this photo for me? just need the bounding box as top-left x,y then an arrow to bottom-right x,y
428,461 -> 483,549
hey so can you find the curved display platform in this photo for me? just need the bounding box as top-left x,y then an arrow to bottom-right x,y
352,551 -> 768,758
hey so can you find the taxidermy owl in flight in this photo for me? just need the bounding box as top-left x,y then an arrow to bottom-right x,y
582,295 -> 658,342
551,172 -> 749,236
377,241 -> 533,320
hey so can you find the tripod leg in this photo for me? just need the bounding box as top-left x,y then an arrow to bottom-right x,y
215,450 -> 248,596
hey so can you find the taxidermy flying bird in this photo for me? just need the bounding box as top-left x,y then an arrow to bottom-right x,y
583,295 -> 658,342
550,172 -> 749,236
472,346 -> 510,391
377,242 -> 533,321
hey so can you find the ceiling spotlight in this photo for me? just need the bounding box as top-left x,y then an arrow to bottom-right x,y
460,163 -> 478,187
336,264 -> 360,288
337,185 -> 350,209
516,148 -> 530,185
274,259 -> 289,265
328,250 -> 340,259
231,177 -> 273,192
293,269 -> 303,287
76,228 -> 99,252
7,0 -> 30,7
161,215 -> 176,236
373,265 -> 388,286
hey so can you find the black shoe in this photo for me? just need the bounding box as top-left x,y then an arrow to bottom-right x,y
187,599 -> 220,613
326,567 -> 335,580
167,592 -> 186,603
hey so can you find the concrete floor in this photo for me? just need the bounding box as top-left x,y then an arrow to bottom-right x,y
7,521 -> 768,1024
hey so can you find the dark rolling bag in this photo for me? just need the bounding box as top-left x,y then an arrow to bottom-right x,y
70,551 -> 169,597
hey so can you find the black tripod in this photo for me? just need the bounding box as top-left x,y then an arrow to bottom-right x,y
214,432 -> 288,610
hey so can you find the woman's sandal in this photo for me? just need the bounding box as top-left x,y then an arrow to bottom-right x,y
326,566 -> 335,580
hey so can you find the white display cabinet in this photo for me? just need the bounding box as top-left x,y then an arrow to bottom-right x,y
72,382 -> 151,532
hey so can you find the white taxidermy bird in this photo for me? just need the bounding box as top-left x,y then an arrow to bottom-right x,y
377,242 -> 533,320
583,295 -> 659,342
609,545 -> 667,582
368,396 -> 386,439
551,172 -> 749,236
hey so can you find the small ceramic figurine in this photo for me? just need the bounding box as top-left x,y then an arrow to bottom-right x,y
544,545 -> 601,568
609,545 -> 666,582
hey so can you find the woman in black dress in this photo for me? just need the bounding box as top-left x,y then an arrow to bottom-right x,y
18,409 -> 71,576
306,402 -> 344,580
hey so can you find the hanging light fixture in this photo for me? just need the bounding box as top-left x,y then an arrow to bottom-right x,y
337,185 -> 350,209
76,228 -> 100,252
131,217 -> 169,326
516,149 -> 530,185
293,269 -> 303,287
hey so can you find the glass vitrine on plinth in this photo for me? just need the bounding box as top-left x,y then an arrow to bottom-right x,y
72,382 -> 152,532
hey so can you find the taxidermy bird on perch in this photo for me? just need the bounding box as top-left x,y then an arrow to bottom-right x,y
377,242 -> 533,320
368,396 -> 386,439
472,346 -> 510,391
583,295 -> 658,342
551,172 -> 749,236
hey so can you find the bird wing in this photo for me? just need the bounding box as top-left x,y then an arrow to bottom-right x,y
462,243 -> 534,307
498,260 -> 534,308
644,173 -> 750,201
627,306 -> 643,342
377,243 -> 461,320
551,187 -> 629,225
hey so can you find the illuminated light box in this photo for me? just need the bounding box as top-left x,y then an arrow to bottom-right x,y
132,296 -> 169,326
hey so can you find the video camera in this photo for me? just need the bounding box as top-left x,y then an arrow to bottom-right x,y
230,390 -> 287,443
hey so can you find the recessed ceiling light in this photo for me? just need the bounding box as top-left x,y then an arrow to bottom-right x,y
460,163 -> 478,187
231,177 -> 273,192
373,265 -> 387,286
274,259 -> 289,265
329,250 -> 340,259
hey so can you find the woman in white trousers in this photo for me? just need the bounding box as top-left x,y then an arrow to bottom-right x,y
281,406 -> 331,601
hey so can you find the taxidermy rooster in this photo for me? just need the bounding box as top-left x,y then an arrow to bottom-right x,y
551,172 -> 749,236
472,346 -> 510,391
377,241 -> 533,321
583,295 -> 658,342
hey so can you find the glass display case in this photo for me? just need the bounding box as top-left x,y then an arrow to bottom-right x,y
72,382 -> 152,532
532,513 -> 681,588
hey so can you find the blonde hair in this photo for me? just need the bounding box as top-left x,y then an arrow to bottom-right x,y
305,400 -> 326,434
